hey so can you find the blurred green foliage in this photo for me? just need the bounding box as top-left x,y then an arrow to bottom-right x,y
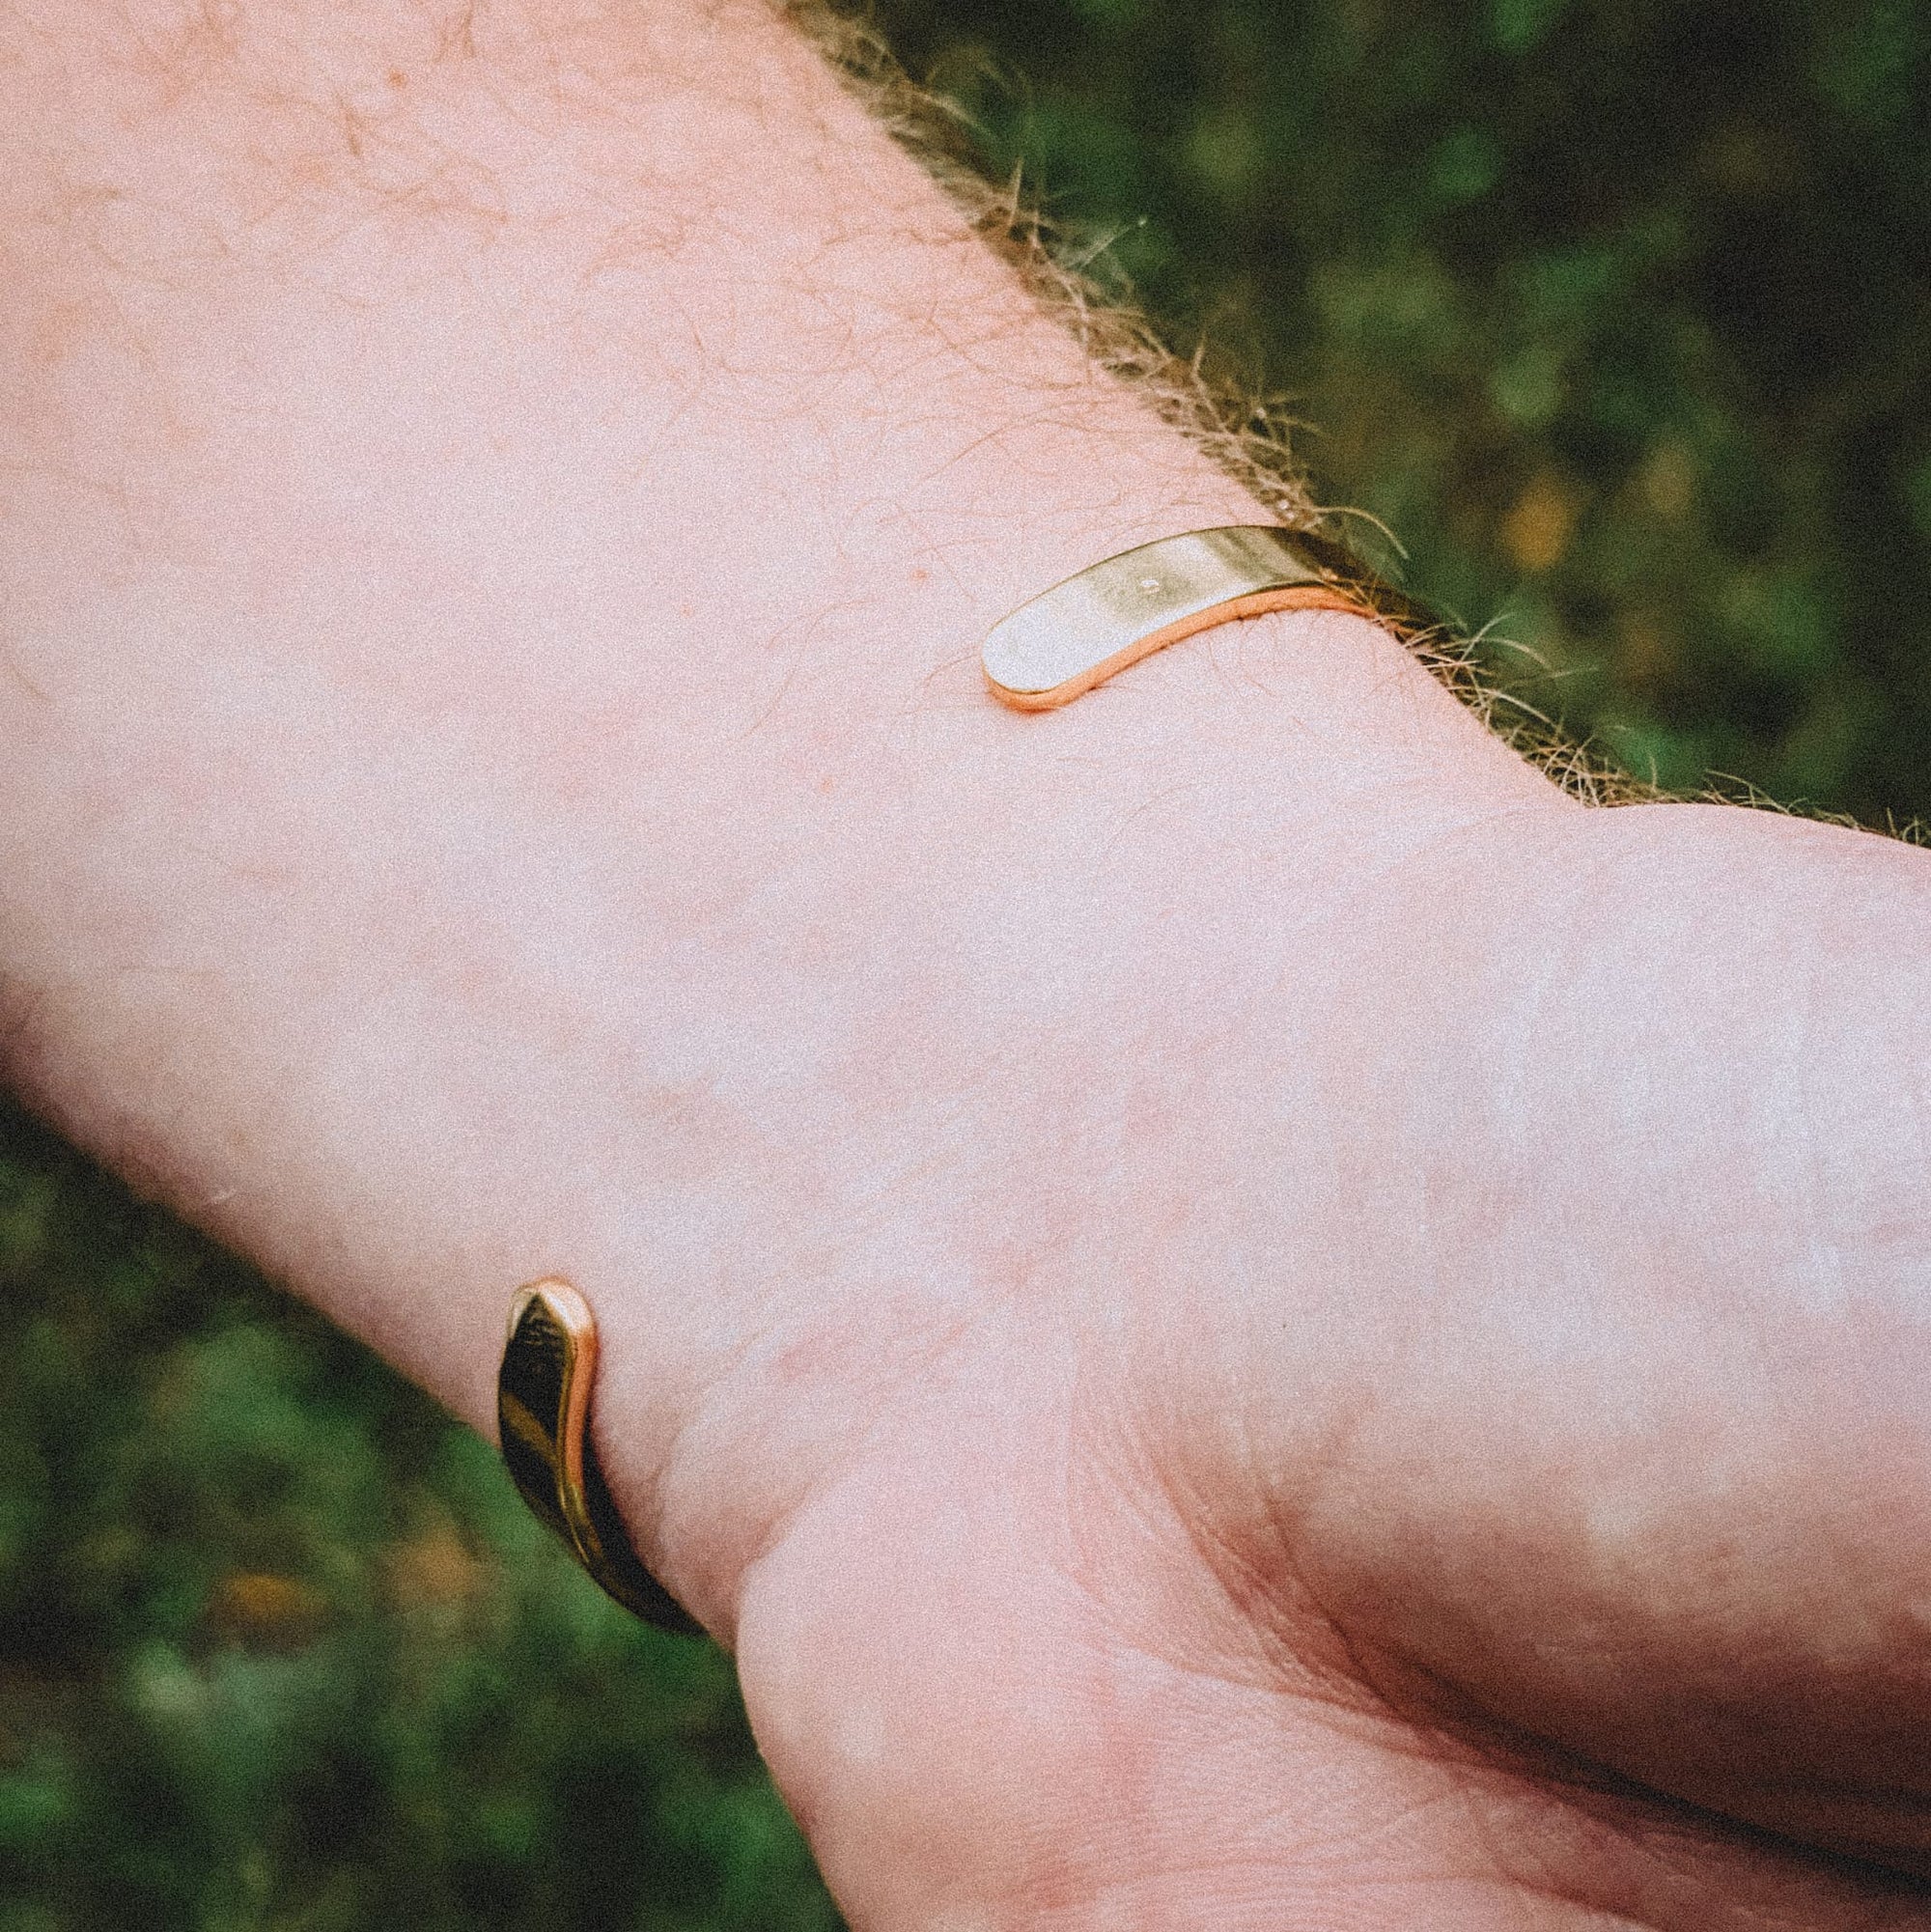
0,1105 -> 836,1932
882,0 -> 1931,819
4,4 -> 1928,1927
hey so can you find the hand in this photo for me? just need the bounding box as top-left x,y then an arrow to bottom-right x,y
7,6 -> 1930,1925
611,720 -> 1931,1929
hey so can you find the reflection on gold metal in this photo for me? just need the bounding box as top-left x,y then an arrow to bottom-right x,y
497,1278 -> 702,1637
982,525 -> 1436,710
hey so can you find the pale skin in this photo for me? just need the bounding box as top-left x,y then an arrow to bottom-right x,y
4,0 -> 1931,1925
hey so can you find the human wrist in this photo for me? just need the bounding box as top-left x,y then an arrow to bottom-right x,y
579,640 -> 1564,1627
0,0 -> 1566,1635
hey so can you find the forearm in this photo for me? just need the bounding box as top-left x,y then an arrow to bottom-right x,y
22,14 -> 1931,1918
0,0 -> 1551,1623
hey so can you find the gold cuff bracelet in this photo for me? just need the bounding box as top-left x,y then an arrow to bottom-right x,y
497,1278 -> 702,1637
497,530 -> 1422,1625
981,524 -> 1434,710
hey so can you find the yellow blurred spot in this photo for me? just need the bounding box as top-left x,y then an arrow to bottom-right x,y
386,1523 -> 486,1609
210,1572 -> 325,1641
1502,471 -> 1582,574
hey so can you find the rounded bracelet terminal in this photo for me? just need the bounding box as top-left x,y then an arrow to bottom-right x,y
981,524 -> 1436,711
497,1278 -> 703,1637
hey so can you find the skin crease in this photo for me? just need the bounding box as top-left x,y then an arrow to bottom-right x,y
4,0 -> 1931,1925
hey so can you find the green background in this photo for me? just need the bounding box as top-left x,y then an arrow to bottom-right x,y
4,3 -> 1926,1926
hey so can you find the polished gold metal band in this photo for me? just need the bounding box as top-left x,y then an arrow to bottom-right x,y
497,1278 -> 702,1636
981,524 -> 1435,711
497,533 -> 1422,1622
